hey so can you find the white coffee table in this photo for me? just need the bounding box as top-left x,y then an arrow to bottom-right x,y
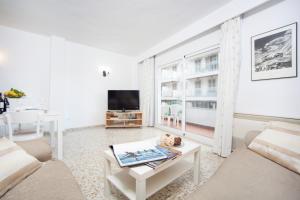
103,137 -> 201,200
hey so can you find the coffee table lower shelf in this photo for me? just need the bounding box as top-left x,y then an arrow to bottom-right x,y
107,159 -> 193,200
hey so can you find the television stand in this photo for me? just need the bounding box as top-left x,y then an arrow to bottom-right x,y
105,111 -> 142,128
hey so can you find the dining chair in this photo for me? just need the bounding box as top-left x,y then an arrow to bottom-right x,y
161,104 -> 171,126
170,104 -> 182,127
5,110 -> 44,141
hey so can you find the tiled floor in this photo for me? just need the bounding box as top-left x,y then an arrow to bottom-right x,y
63,126 -> 224,200
162,119 -> 214,138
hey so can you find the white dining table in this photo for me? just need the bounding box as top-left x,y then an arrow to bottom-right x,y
0,111 -> 63,160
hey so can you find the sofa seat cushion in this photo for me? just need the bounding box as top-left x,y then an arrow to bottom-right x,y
16,137 -> 52,162
1,161 -> 84,200
0,138 -> 42,197
187,147 -> 300,200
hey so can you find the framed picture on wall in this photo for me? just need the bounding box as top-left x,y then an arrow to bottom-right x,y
251,22 -> 297,81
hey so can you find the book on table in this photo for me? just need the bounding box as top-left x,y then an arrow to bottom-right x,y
110,139 -> 181,168
145,145 -> 181,169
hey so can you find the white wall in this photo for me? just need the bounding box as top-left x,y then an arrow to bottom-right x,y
0,26 -> 137,129
155,28 -> 221,66
235,0 -> 300,119
232,0 -> 300,139
65,41 -> 136,128
0,26 -> 51,107
49,36 -> 68,117
137,0 -> 271,62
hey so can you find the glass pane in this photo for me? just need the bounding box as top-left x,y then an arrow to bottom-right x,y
185,100 -> 216,138
161,64 -> 179,82
207,76 -> 218,97
160,62 -> 182,130
186,53 -> 218,76
161,82 -> 181,97
184,52 -> 218,138
186,58 -> 204,75
205,54 -> 218,72
186,76 -> 217,97
161,100 -> 182,130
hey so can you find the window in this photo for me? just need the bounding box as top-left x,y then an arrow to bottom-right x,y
195,80 -> 201,88
191,101 -> 217,109
207,77 -> 217,96
159,48 -> 219,139
206,54 -> 218,71
195,80 -> 202,96
194,59 -> 202,73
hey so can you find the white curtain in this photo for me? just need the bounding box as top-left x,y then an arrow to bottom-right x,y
214,16 -> 241,157
138,57 -> 155,126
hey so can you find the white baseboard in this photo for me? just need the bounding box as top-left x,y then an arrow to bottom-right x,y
64,124 -> 104,133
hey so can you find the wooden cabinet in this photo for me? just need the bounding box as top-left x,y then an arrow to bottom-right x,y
105,111 -> 142,128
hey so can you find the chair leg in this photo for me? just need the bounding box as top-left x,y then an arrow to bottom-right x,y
177,118 -> 181,128
173,117 -> 177,126
167,116 -> 171,126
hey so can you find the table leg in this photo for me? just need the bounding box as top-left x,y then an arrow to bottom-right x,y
57,120 -> 63,160
136,179 -> 146,200
104,159 -> 112,197
193,148 -> 201,185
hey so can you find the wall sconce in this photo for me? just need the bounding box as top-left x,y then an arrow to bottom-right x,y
99,66 -> 111,77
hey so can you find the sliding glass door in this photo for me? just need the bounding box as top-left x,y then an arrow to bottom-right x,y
158,48 -> 219,143
160,61 -> 183,130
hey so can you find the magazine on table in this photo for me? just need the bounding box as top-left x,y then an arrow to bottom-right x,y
145,145 -> 181,169
110,140 -> 169,167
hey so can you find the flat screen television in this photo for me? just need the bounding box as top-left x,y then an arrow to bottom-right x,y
108,90 -> 140,111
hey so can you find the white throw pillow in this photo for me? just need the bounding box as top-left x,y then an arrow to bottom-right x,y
248,125 -> 300,174
0,137 -> 42,197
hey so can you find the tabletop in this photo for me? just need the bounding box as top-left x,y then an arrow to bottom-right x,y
0,111 -> 62,125
104,137 -> 201,179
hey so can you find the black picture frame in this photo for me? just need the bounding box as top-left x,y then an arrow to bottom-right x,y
251,22 -> 297,81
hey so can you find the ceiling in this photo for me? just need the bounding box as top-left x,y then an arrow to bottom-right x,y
0,0 -> 231,56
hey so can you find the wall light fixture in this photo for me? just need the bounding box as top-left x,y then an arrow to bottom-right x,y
99,66 -> 111,77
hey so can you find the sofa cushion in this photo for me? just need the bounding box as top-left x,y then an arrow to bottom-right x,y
1,160 -> 84,200
187,147 -> 300,200
16,137 -> 52,162
0,138 -> 41,197
249,128 -> 300,174
244,130 -> 261,146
